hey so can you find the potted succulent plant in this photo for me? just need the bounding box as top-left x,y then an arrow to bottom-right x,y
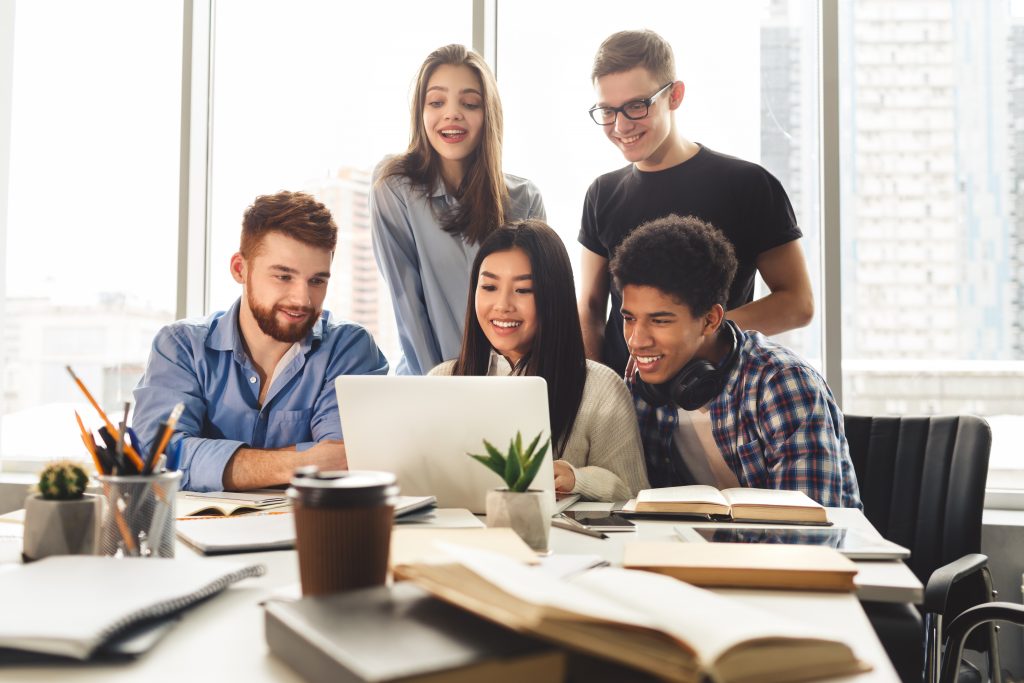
22,460 -> 99,561
468,431 -> 552,552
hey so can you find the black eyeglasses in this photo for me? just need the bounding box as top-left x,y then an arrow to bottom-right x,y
588,82 -> 675,126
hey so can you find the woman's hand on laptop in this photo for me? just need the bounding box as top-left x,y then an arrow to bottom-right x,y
553,460 -> 576,493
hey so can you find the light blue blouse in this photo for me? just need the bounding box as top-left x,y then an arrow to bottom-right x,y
370,161 -> 546,375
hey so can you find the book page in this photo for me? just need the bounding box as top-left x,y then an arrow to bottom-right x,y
433,543 -> 652,628
570,566 -> 843,663
720,487 -> 820,509
637,485 -> 729,506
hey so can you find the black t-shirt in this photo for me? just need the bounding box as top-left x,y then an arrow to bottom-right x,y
578,144 -> 801,375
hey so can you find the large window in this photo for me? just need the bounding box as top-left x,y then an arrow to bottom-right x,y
497,0 -> 823,366
0,1 -> 181,469
207,1 -> 474,365
839,0 -> 1024,489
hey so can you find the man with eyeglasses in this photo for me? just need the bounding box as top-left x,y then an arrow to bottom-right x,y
578,29 -> 814,377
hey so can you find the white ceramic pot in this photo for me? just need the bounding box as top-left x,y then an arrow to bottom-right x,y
22,493 -> 100,561
485,489 -> 550,553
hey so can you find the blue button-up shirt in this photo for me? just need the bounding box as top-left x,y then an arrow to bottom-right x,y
132,298 -> 389,491
370,162 -> 546,375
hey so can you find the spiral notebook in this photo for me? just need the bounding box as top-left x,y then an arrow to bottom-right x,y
0,556 -> 265,660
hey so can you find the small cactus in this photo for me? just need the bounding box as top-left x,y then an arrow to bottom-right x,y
37,460 -> 89,500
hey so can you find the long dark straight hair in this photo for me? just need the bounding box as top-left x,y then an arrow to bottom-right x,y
452,219 -> 587,456
381,44 -> 508,245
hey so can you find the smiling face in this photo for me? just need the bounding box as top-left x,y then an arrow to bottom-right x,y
232,231 -> 332,345
474,247 -> 538,366
594,67 -> 682,172
621,284 -> 718,385
422,63 -> 485,188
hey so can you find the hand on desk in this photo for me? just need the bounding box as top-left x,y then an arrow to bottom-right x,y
223,440 -> 348,491
553,460 -> 575,493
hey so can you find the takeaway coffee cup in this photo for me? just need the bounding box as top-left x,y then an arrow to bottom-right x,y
288,467 -> 398,596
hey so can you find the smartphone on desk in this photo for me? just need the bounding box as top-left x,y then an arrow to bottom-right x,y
560,511 -> 636,532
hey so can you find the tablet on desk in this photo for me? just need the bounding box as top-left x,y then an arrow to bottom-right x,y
674,526 -> 911,560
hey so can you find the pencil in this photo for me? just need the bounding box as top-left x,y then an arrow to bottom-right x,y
150,402 -> 185,468
552,518 -> 609,540
74,411 -> 105,475
66,366 -> 146,472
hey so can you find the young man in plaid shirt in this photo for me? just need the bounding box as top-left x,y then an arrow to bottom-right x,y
610,214 -> 860,508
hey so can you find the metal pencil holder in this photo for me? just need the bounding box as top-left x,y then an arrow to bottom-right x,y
97,470 -> 181,558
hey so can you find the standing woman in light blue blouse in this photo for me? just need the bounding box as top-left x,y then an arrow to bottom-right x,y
371,44 -> 546,375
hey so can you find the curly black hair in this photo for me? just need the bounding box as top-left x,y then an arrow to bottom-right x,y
609,214 -> 737,315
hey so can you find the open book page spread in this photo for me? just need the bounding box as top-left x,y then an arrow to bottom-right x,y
431,543 -> 652,628
569,565 -> 848,665
637,485 -> 727,505
391,529 -> 539,568
0,556 -> 264,659
721,488 -> 821,509
407,545 -> 862,681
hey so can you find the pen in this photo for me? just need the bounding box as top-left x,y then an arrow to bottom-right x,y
552,518 -> 609,540
149,402 -> 185,473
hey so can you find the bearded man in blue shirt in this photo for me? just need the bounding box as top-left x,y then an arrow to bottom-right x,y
611,214 -> 860,508
133,191 -> 388,492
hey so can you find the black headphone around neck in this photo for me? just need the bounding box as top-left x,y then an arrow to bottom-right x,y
634,319 -> 741,411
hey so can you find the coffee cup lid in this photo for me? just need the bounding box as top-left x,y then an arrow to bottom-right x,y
287,467 -> 398,508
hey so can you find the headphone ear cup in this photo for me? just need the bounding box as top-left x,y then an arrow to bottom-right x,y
670,360 -> 717,410
634,370 -> 670,407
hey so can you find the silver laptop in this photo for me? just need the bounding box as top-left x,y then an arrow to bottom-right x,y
336,376 -> 577,515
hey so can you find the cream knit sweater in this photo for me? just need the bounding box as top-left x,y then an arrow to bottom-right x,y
429,357 -> 649,501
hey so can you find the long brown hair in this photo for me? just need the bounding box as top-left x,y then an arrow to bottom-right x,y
382,44 -> 508,245
453,220 -> 587,456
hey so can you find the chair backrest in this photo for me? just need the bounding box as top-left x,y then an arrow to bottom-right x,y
843,415 -> 991,585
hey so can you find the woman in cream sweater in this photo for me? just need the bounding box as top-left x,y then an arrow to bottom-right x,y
429,219 -> 648,501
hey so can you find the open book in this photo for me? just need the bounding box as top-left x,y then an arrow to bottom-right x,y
176,492 -> 436,519
176,491 -> 290,518
397,545 -> 867,683
620,486 -> 829,525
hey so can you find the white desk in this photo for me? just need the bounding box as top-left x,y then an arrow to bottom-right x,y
558,505 -> 924,605
0,510 -> 903,682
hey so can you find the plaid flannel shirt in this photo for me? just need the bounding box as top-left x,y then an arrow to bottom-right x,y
628,328 -> 862,508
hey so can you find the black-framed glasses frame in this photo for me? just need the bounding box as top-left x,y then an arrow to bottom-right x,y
588,81 -> 676,126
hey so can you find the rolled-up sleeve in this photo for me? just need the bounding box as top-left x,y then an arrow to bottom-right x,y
132,326 -> 245,492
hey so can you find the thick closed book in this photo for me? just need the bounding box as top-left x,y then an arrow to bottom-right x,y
621,485 -> 830,525
264,582 -> 565,683
399,545 -> 868,683
0,556 -> 264,660
623,542 -> 858,592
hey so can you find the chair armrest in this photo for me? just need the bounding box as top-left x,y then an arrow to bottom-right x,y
923,553 -> 988,614
941,602 -> 1024,683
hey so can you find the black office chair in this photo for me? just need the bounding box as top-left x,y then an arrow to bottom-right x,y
940,602 -> 1024,683
843,414 -> 999,683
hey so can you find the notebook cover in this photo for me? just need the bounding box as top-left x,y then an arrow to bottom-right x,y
264,582 -> 564,683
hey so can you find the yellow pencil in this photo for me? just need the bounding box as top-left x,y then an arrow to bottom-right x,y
66,366 -> 145,472
74,411 -> 105,475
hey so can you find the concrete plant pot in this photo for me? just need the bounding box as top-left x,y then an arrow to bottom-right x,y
22,493 -> 100,562
485,489 -> 550,553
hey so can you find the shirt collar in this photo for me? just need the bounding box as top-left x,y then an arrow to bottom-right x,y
428,176 -> 449,199
206,297 -> 325,355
